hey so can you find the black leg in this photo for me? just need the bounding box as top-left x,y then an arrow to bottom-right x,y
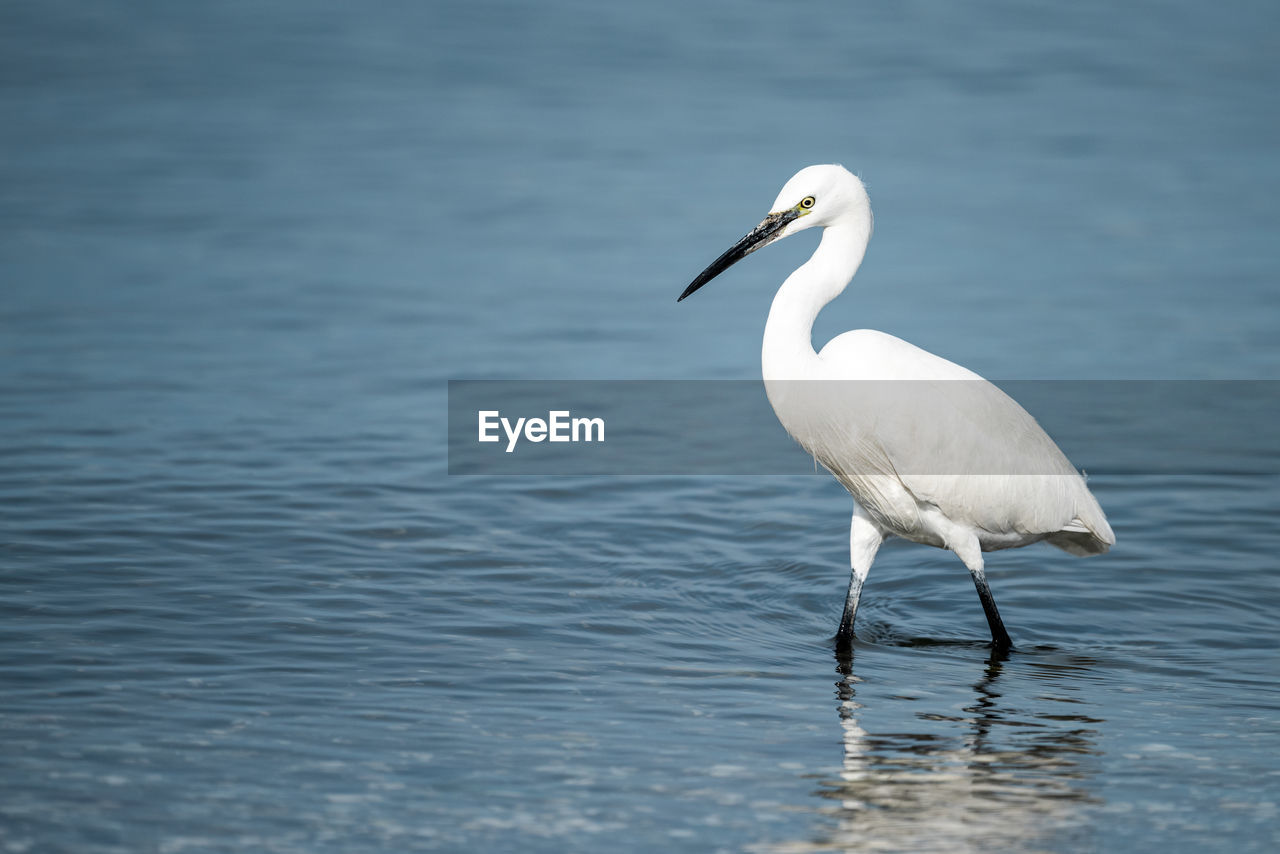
835,573 -> 863,646
969,568 -> 1013,651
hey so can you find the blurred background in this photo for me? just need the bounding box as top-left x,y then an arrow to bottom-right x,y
2,2 -> 1278,852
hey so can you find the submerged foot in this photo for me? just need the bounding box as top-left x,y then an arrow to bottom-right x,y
833,621 -> 856,657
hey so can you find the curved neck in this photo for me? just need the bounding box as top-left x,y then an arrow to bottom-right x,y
762,220 -> 869,380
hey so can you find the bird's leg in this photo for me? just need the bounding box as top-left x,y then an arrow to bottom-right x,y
951,535 -> 1014,651
969,567 -> 1013,652
836,573 -> 864,643
837,506 -> 882,646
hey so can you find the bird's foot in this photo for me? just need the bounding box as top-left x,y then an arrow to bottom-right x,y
833,622 -> 856,657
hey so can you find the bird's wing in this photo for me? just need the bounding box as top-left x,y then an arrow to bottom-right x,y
810,330 -> 1113,544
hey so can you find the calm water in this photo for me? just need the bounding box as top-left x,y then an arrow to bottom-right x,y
3,2 -> 1279,852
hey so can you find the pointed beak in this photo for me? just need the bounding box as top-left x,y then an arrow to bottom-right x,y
678,208 -> 801,302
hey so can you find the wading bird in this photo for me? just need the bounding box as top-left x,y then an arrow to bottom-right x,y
678,164 -> 1113,650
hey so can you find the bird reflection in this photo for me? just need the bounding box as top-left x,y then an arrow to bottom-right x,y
800,645 -> 1102,853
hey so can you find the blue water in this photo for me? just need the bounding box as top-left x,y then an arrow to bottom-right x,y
3,2 -> 1279,852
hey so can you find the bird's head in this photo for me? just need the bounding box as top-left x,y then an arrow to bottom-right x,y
678,164 -> 869,302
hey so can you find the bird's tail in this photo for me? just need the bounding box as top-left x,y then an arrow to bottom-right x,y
1047,489 -> 1115,556
1047,527 -> 1113,556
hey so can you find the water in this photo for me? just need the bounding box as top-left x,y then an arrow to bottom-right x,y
3,2 -> 1279,851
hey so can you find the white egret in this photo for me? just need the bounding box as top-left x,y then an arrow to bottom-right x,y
678,164 -> 1113,650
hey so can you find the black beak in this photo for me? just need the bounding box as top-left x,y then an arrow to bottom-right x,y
678,209 -> 801,302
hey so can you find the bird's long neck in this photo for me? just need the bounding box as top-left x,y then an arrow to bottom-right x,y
762,220 -> 869,381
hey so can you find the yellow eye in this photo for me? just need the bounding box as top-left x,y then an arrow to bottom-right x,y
800,196 -> 816,210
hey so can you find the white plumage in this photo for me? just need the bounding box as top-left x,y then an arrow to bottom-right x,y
679,164 -> 1113,649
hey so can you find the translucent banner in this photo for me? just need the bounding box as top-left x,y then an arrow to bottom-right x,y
447,380 -> 1280,475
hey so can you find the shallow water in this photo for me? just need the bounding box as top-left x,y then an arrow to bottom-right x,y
3,2 -> 1279,852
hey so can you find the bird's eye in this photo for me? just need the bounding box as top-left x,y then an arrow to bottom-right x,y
800,196 -> 816,210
